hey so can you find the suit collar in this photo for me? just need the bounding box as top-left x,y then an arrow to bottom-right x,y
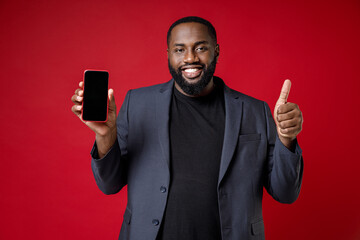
159,79 -> 174,93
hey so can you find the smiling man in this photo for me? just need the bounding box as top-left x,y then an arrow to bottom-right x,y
71,16 -> 303,240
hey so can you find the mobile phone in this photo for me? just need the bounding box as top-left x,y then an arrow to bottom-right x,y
81,70 -> 109,122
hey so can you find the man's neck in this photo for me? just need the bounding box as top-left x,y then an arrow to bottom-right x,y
174,78 -> 215,97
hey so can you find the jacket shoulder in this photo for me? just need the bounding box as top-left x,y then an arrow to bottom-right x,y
129,80 -> 173,97
225,85 -> 267,108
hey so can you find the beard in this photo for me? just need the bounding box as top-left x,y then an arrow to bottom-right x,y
168,56 -> 217,96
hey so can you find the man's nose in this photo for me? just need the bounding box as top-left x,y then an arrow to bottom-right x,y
184,50 -> 199,63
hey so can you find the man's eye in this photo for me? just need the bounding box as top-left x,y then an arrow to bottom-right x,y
175,49 -> 184,53
196,47 -> 207,52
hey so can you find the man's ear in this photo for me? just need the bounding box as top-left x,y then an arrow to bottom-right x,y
167,48 -> 169,57
215,44 -> 220,62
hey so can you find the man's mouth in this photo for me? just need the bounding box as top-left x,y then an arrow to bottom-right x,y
181,65 -> 203,80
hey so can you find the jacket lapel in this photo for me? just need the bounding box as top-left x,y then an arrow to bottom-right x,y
155,80 -> 174,169
218,85 -> 243,186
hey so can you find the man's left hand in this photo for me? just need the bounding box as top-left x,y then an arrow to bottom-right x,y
274,79 -> 303,150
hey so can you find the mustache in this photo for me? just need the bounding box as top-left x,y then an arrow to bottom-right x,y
178,63 -> 205,71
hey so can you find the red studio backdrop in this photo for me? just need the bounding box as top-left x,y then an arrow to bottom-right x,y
1,0 -> 359,239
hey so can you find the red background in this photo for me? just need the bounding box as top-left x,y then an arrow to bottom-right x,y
1,0 -> 359,239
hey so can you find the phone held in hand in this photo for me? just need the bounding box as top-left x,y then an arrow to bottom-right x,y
81,70 -> 109,122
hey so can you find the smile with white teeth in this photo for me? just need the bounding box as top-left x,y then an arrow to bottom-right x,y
184,68 -> 199,73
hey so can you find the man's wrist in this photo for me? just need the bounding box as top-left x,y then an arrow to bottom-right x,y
95,130 -> 117,158
278,135 -> 296,152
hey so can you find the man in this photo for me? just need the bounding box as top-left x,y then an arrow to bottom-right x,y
71,16 -> 303,240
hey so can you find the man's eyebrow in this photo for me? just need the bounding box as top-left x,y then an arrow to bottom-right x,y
174,43 -> 185,47
194,40 -> 209,45
172,41 -> 210,47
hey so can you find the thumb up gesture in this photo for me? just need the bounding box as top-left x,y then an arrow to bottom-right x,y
274,80 -> 303,149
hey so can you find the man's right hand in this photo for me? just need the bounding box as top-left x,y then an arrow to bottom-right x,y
71,81 -> 117,158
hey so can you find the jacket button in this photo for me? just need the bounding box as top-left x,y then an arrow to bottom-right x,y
160,186 -> 167,193
152,219 -> 160,226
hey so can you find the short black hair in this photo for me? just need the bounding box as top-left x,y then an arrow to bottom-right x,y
167,16 -> 217,46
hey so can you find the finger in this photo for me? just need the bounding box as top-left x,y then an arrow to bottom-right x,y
278,131 -> 294,139
71,104 -> 82,116
278,109 -> 302,123
277,109 -> 295,122
279,125 -> 301,136
79,81 -> 84,88
71,94 -> 83,104
74,88 -> 84,96
108,89 -> 116,112
277,102 -> 298,114
278,118 -> 299,129
277,79 -> 291,104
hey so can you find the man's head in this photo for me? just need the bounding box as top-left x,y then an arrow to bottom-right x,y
167,16 -> 219,96
167,16 -> 217,47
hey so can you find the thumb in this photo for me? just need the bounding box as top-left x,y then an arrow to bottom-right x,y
277,79 -> 291,105
108,88 -> 116,112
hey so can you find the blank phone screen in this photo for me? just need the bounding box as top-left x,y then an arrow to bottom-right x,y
82,70 -> 109,121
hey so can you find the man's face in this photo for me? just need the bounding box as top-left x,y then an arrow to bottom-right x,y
167,22 -> 219,96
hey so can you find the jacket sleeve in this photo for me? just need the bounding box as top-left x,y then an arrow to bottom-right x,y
90,90 -> 132,195
263,101 -> 304,204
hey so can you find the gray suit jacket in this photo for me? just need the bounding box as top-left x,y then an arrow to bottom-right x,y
91,78 -> 303,240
